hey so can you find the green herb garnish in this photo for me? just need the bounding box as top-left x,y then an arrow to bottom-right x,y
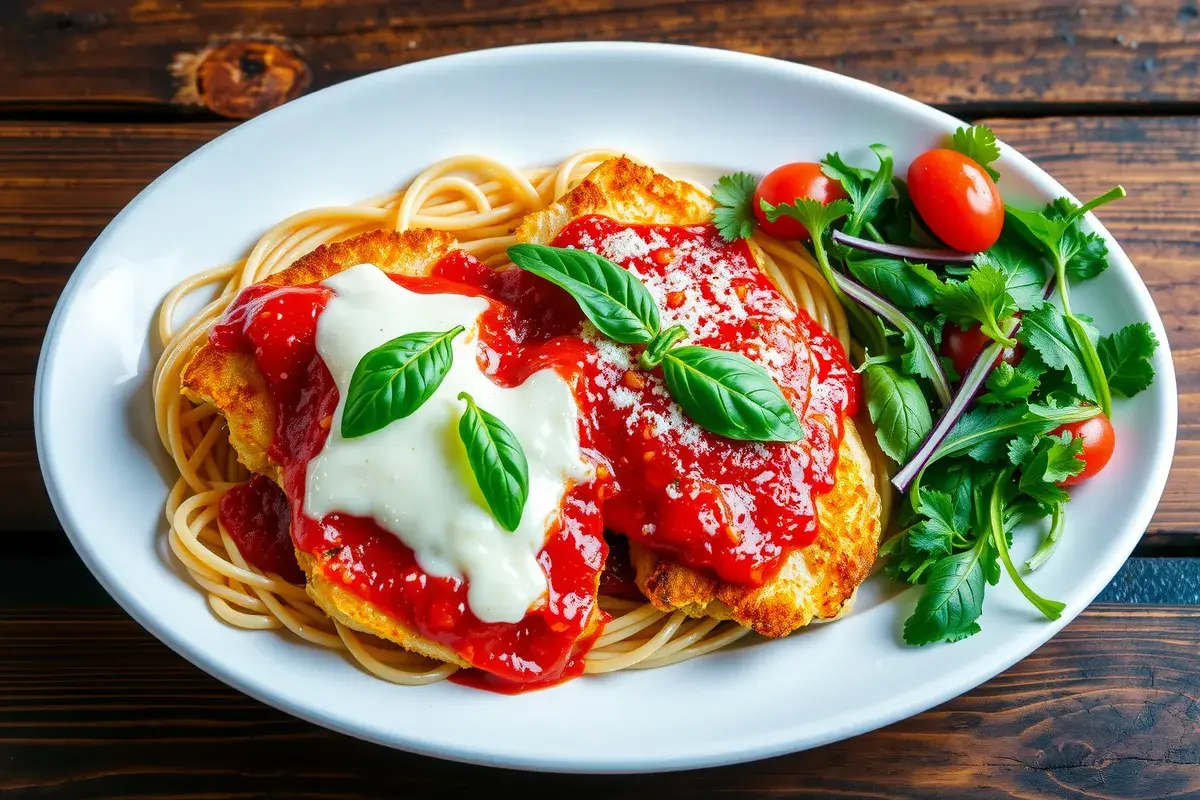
341,327 -> 464,439
457,392 -> 530,533
711,172 -> 758,242
660,346 -> 803,442
506,243 -> 661,344
507,243 -> 803,442
949,125 -> 1002,181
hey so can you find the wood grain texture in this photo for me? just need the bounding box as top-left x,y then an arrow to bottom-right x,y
1,1 -> 1200,114
1,115 -> 1195,537
1,605 -> 1197,798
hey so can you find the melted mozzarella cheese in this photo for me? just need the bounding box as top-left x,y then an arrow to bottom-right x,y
304,263 -> 591,624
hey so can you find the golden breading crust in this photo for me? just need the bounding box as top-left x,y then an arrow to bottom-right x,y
514,156 -> 714,240
181,229 -> 470,667
516,156 -> 882,638
180,228 -> 456,484
628,421 -> 880,638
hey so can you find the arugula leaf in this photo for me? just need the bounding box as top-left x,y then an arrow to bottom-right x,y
1026,502 -> 1066,572
978,360 -> 1042,406
507,244 -> 660,345
876,179 -> 918,245
821,145 -> 894,238
902,535 -> 988,645
457,392 -> 530,532
660,346 -> 804,442
935,402 -> 1099,464
764,197 -> 890,358
949,125 -> 1002,181
864,363 -> 933,463
1098,321 -> 1159,398
1004,187 -> 1126,415
341,327 -> 464,439
711,172 -> 758,242
988,467 -> 1065,620
846,254 -> 941,310
1016,303 -> 1098,402
899,326 -> 946,386
1017,433 -> 1085,507
933,262 -> 1019,346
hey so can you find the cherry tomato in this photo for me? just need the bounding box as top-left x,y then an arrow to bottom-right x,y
1052,413 -> 1116,486
907,149 -> 1004,252
941,322 -> 1024,378
753,162 -> 849,240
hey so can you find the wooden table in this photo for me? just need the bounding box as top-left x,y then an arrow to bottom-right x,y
3,2 -> 1198,797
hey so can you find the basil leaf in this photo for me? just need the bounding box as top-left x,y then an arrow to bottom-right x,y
507,243 -> 660,344
341,327 -> 464,439
660,345 -> 803,442
457,392 -> 529,532
864,363 -> 933,464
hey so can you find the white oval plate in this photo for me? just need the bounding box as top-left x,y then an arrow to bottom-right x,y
36,43 -> 1177,773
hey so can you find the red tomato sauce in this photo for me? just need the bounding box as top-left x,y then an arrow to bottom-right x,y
553,216 -> 858,587
210,250 -> 610,691
218,474 -> 304,584
206,216 -> 858,689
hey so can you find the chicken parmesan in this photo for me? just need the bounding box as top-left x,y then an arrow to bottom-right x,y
157,152 -> 885,692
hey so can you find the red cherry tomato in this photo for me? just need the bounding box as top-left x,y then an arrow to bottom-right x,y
753,162 -> 849,240
1052,413 -> 1116,486
907,149 -> 1004,252
941,322 -> 1024,378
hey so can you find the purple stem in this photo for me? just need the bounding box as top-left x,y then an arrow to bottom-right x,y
832,229 -> 976,264
891,276 -> 1058,494
831,271 -> 953,406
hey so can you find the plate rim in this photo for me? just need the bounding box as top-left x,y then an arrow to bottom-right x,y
34,41 -> 1179,773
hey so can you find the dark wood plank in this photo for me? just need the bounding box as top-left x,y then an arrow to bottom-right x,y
2,115 -> 1195,537
2,1 -> 1200,116
1,604 -> 1197,798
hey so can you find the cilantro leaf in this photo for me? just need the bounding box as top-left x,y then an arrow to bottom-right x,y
933,262 -> 1019,346
949,125 -> 1002,181
910,489 -> 962,556
761,196 -> 852,241
975,242 -> 1046,311
902,537 -> 988,645
864,362 -> 933,464
820,145 -> 894,237
1017,303 -> 1098,402
1098,321 -> 1159,398
1018,433 -> 1085,507
711,172 -> 757,242
1045,197 -> 1111,282
847,255 -> 942,310
978,359 -> 1043,406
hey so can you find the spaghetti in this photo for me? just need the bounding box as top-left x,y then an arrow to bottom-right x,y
152,151 -> 893,686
